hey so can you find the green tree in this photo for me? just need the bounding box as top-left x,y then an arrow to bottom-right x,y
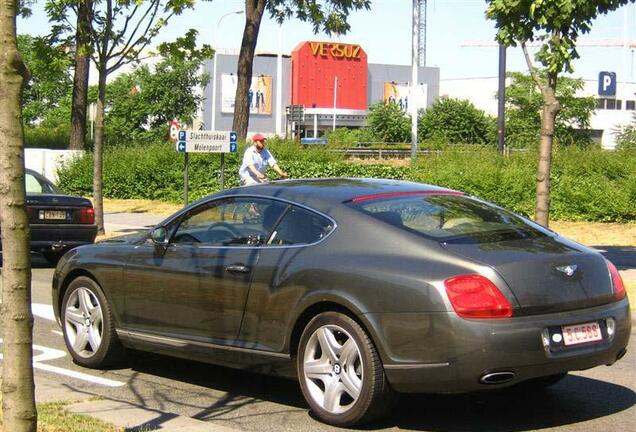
17,34 -> 72,126
505,71 -> 595,148
233,0 -> 371,138
1,1 -> 37,431
418,97 -> 495,145
69,0 -> 94,151
486,0 -> 634,227
47,0 -> 196,234
366,102 -> 411,143
105,30 -> 212,145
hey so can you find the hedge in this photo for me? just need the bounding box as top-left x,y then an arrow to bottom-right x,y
57,142 -> 636,222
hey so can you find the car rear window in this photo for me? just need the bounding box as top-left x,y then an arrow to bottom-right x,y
26,173 -> 59,194
348,194 -> 551,243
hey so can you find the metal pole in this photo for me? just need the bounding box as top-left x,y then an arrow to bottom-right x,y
410,0 -> 420,162
211,54 -> 218,131
497,44 -> 507,154
333,76 -> 338,131
220,153 -> 225,191
184,153 -> 189,206
276,24 -> 283,136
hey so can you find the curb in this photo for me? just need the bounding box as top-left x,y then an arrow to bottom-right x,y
67,399 -> 239,432
35,376 -> 241,432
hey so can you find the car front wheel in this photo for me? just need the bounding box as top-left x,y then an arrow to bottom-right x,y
297,311 -> 394,426
61,276 -> 123,368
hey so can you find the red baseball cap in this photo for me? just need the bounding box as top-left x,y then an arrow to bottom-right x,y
252,133 -> 267,143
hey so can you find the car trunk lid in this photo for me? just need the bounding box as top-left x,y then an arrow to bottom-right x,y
27,194 -> 93,225
441,234 -> 614,315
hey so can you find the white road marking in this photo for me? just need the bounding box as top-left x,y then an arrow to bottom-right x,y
32,303 -> 56,322
0,341 -> 125,388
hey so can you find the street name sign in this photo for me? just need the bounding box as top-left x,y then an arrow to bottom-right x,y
176,130 -> 238,153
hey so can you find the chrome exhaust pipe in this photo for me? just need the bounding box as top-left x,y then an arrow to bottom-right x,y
480,371 -> 515,385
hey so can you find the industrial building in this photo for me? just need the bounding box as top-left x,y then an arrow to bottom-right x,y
201,41 -> 440,138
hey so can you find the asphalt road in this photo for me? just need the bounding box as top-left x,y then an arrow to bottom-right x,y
0,256 -> 634,432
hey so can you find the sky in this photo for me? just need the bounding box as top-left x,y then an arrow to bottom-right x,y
18,0 -> 636,83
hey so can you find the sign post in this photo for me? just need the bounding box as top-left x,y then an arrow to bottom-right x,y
176,130 -> 238,203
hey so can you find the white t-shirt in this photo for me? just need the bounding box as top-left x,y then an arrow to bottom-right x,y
238,146 -> 277,182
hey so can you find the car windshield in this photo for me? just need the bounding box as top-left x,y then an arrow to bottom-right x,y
348,194 -> 552,244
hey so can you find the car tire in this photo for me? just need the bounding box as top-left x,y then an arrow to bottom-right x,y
297,311 -> 395,426
61,276 -> 124,368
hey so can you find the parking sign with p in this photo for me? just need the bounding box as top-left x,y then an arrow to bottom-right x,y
598,72 -> 617,96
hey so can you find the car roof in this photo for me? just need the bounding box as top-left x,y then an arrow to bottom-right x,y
221,178 -> 462,210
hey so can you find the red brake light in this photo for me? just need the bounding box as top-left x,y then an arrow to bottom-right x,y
606,259 -> 626,301
78,208 -> 95,225
444,274 -> 512,319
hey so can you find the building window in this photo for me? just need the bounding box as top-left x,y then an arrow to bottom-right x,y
596,98 -> 606,110
606,99 -> 616,110
615,100 -> 622,110
627,100 -> 635,110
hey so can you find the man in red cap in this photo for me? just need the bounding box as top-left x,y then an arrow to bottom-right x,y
238,133 -> 288,185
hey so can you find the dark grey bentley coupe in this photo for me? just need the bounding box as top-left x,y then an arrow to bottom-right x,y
52,178 -> 631,426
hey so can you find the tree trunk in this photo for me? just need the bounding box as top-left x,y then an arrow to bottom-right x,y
69,0 -> 93,150
535,72 -> 560,227
93,66 -> 106,235
232,0 -> 266,139
0,1 -> 37,431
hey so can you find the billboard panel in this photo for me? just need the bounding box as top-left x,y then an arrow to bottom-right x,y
221,74 -> 273,115
383,82 -> 428,112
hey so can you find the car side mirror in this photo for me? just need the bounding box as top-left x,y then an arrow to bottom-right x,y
151,227 -> 169,247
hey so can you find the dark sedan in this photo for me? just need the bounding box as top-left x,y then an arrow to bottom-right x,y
52,178 -> 630,426
0,169 -> 97,264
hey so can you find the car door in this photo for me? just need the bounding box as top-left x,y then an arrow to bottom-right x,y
239,205 -> 336,352
123,197 -> 287,344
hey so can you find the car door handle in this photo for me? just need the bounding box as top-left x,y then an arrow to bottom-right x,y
225,264 -> 251,274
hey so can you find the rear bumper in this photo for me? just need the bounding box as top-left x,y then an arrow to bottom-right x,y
4,224 -> 97,252
371,299 -> 631,393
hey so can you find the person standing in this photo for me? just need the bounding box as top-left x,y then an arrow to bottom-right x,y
239,133 -> 288,185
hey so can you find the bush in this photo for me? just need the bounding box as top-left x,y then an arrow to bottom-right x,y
57,141 -> 636,222
325,127 -> 378,147
418,97 -> 496,145
24,126 -> 70,149
615,120 -> 636,151
366,102 -> 411,143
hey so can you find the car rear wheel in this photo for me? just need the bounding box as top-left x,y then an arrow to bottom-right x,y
297,311 -> 394,426
61,276 -> 123,368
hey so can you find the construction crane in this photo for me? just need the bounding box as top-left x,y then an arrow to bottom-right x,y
418,0 -> 427,67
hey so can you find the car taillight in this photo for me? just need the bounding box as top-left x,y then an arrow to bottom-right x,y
78,208 -> 95,224
444,274 -> 512,319
606,259 -> 626,301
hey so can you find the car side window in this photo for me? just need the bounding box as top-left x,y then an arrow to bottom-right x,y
268,206 -> 333,246
172,198 -> 287,246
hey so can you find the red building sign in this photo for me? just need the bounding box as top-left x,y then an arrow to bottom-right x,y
291,41 -> 368,110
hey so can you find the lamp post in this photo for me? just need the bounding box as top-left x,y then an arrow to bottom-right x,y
211,9 -> 244,131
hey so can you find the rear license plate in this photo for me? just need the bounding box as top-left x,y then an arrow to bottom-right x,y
562,321 -> 602,346
40,210 -> 67,220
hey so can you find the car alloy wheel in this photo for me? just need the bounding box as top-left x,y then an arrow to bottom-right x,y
61,276 -> 123,367
297,312 -> 394,426
303,324 -> 363,414
64,286 -> 103,358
